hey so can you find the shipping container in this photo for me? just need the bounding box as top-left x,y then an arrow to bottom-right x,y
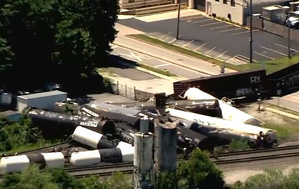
17,91 -> 67,112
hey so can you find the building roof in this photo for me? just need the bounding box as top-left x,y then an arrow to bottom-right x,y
18,90 -> 67,100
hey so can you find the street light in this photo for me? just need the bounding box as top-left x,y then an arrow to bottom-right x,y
249,0 -> 253,63
176,0 -> 181,40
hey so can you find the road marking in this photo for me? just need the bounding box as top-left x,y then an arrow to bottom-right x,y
161,32 -> 171,39
194,43 -> 206,51
210,25 -> 232,30
219,27 -> 242,33
229,30 -> 249,36
275,43 -> 299,53
253,51 -> 275,60
215,51 -> 227,59
181,15 -> 202,21
200,22 -> 222,27
169,38 -> 177,43
183,40 -> 194,47
205,47 -> 216,55
154,63 -> 171,68
192,19 -> 212,23
260,45 -> 287,56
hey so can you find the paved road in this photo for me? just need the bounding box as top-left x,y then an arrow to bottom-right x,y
118,14 -> 299,64
111,44 -> 208,78
114,34 -> 299,111
115,35 -> 235,75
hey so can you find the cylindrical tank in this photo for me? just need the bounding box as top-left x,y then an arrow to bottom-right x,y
72,126 -> 116,149
0,152 -> 65,174
70,150 -> 101,166
78,105 -> 142,131
0,155 -> 30,174
27,108 -> 116,135
41,152 -> 65,168
134,133 -> 154,173
154,119 -> 177,172
184,88 -> 263,126
115,127 -> 134,144
70,145 -> 134,166
167,108 -> 277,146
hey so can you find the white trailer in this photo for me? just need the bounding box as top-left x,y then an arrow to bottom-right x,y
17,91 -> 67,112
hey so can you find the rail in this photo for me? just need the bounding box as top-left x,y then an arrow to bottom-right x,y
15,143 -> 71,155
1,145 -> 299,178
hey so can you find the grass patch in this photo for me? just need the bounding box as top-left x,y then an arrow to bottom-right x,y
0,140 -> 60,155
129,34 -> 299,74
264,122 -> 299,140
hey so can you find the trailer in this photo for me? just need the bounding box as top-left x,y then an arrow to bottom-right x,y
17,91 -> 67,112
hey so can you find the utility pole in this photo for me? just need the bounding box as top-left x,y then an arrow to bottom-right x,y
288,11 -> 291,59
176,0 -> 181,40
249,0 -> 253,63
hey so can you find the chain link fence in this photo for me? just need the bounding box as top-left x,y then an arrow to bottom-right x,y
110,79 -> 154,101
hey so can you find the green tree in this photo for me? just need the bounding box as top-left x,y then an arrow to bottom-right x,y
0,0 -> 119,92
176,148 -> 225,189
232,168 -> 299,189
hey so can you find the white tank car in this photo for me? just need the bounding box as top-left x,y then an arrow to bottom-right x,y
0,155 -> 30,174
184,88 -> 264,126
41,152 -> 65,168
72,126 -> 116,149
0,152 -> 65,174
70,145 -> 134,166
70,150 -> 102,166
166,108 -> 277,145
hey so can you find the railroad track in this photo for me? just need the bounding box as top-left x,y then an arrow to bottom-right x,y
1,144 -> 299,178
17,142 -> 72,155
67,146 -> 299,177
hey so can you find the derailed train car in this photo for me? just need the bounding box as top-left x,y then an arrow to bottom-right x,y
26,108 -> 116,139
166,108 -> 277,148
184,88 -> 264,126
106,99 -> 223,118
79,103 -> 215,152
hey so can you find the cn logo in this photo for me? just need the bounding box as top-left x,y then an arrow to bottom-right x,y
250,76 -> 261,83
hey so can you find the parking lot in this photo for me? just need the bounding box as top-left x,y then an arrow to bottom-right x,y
118,14 -> 299,64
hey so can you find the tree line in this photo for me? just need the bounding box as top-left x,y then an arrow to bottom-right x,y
0,0 -> 119,94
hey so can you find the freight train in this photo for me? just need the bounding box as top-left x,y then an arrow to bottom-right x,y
78,104 -> 215,152
166,108 -> 277,147
105,99 -> 223,118
25,107 -> 116,138
183,88 -> 264,126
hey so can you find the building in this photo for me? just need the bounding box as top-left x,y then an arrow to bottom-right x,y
202,0 -> 291,25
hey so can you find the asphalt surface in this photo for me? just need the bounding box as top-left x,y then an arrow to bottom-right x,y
118,14 -> 299,64
111,44 -> 209,78
114,34 -> 299,112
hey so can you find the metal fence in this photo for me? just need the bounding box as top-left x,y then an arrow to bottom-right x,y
110,79 -> 154,101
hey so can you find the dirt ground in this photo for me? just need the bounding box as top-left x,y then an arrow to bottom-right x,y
240,103 -> 299,125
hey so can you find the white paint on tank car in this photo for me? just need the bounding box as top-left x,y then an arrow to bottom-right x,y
118,146 -> 134,162
184,88 -> 263,126
0,155 -> 30,174
70,150 -> 101,167
117,141 -> 133,149
41,152 -> 65,168
72,126 -> 103,149
166,108 -> 277,144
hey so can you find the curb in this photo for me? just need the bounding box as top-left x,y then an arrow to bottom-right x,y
127,35 -> 236,73
116,37 -> 220,75
115,39 -> 215,76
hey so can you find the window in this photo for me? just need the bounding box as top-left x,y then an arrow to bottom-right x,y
231,0 -> 235,6
223,0 -> 227,4
215,0 -> 219,2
